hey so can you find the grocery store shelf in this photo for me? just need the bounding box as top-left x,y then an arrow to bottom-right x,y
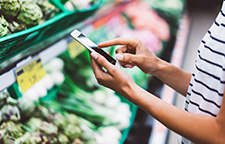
148,14 -> 190,144
0,39 -> 67,92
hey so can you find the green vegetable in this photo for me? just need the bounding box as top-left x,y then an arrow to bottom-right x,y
34,106 -> 53,121
1,105 -> 21,122
1,121 -> 24,138
59,52 -> 97,92
6,96 -> 17,105
9,20 -> 27,33
57,75 -> 116,124
58,133 -> 69,143
25,133 -> 42,144
0,0 -> 21,20
14,132 -> 31,144
0,90 -> 8,108
53,113 -> 67,129
25,117 -> 42,131
80,125 -> 97,144
3,135 -> 15,144
64,124 -> 82,140
37,0 -> 59,20
0,15 -> 10,37
0,129 -> 7,141
65,113 -> 80,126
17,97 -> 35,120
39,121 -> 58,135
17,2 -> 43,27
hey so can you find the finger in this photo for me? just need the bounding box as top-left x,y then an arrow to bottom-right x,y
90,54 -> 113,82
91,51 -> 116,75
115,53 -> 139,63
125,64 -> 135,68
90,54 -> 103,75
119,61 -> 129,67
115,46 -> 128,54
98,38 -> 138,48
119,61 -> 135,68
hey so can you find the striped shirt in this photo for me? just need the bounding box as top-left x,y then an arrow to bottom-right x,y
181,1 -> 225,144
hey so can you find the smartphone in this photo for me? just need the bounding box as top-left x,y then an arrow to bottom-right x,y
70,29 -> 120,67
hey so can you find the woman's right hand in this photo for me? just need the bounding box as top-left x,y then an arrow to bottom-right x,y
98,38 -> 160,75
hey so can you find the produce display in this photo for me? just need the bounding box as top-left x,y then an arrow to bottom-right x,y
0,0 -> 187,143
55,52 -> 132,143
84,0 -> 172,58
147,0 -> 185,21
0,90 -> 96,144
0,54 -> 133,144
0,0 -> 58,37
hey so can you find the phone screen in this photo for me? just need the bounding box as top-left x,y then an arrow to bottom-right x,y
76,33 -> 116,65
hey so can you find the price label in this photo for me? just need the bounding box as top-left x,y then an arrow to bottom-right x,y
68,39 -> 86,58
15,57 -> 46,93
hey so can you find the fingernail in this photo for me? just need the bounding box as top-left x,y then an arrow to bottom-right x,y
91,51 -> 99,59
115,54 -> 123,60
125,64 -> 133,68
98,43 -> 103,46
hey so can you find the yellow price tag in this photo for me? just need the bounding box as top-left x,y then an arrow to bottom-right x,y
15,57 -> 46,93
68,39 -> 86,58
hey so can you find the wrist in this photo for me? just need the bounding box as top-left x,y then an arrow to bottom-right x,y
120,80 -> 137,100
151,57 -> 168,77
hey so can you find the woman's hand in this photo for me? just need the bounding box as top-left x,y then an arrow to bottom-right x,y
98,38 -> 160,75
90,51 -> 136,96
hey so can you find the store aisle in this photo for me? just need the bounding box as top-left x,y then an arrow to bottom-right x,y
167,6 -> 220,144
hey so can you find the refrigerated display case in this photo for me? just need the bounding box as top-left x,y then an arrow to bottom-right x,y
0,0 -> 188,143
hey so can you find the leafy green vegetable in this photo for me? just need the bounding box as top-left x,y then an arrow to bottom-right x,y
1,121 -> 24,138
17,2 -> 43,27
0,0 -> 21,20
0,15 -> 10,37
1,105 -> 20,122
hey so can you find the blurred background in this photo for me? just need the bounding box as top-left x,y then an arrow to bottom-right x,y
0,0 -> 223,144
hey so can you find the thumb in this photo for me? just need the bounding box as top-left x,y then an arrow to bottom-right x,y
115,53 -> 140,64
91,51 -> 114,72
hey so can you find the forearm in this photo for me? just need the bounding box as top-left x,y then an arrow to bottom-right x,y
122,84 -> 225,144
152,58 -> 192,96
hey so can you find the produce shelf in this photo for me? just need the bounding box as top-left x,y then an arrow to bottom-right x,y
149,14 -> 190,144
0,0 -> 187,143
0,39 -> 67,92
0,0 -> 103,63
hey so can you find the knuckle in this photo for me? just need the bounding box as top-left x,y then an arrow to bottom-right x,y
110,67 -> 117,74
97,56 -> 105,64
95,75 -> 100,80
124,54 -> 131,61
138,55 -> 145,63
133,37 -> 141,44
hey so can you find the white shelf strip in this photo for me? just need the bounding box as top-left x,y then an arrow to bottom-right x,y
0,39 -> 68,92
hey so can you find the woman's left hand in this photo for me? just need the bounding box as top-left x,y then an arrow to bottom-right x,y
90,51 -> 135,96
